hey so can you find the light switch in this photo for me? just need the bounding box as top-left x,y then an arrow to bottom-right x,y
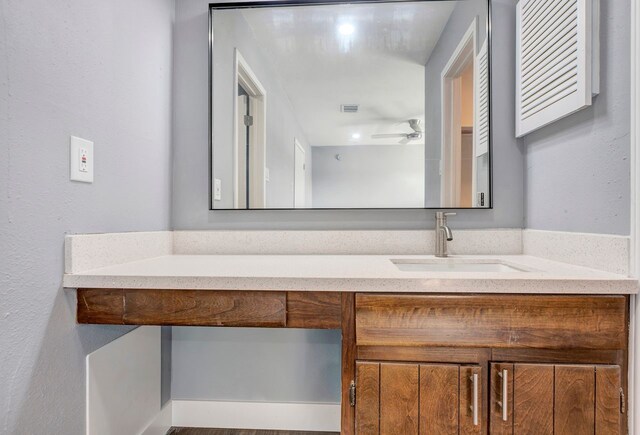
70,136 -> 94,183
214,178 -> 222,201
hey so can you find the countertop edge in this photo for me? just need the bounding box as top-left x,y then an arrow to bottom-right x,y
63,274 -> 639,295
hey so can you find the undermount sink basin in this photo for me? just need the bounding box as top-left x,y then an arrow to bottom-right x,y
391,259 -> 529,273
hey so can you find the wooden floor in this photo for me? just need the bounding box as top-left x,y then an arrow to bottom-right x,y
168,429 -> 338,435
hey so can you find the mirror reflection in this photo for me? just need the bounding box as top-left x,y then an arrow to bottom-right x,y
210,0 -> 490,209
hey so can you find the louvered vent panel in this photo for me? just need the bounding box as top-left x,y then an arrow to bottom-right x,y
475,40 -> 489,157
516,0 -> 595,137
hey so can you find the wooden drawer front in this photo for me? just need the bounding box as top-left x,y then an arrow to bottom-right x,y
78,289 -> 287,327
286,292 -> 341,329
356,295 -> 627,350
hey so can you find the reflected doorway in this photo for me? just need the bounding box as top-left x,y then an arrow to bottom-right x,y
441,19 -> 477,208
233,50 -> 267,209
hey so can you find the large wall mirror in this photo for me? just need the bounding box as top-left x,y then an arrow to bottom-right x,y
210,0 -> 491,210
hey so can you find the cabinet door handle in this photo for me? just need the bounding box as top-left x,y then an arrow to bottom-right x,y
500,369 -> 508,421
470,373 -> 479,426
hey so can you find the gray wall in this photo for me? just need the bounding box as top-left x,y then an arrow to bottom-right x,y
171,328 -> 341,402
312,145 -> 425,208
0,0 -> 174,433
524,0 -> 631,236
172,0 -> 525,230
211,10 -> 312,209
169,0 -> 524,405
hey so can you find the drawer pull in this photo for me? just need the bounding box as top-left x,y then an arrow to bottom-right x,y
497,369 -> 508,421
470,373 -> 479,426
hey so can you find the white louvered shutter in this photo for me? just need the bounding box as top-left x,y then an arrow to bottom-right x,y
516,0 -> 598,137
475,39 -> 489,156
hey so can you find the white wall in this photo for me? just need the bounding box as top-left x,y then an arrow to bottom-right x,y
0,0 -> 174,433
524,0 -> 631,235
312,145 -> 425,208
211,9 -> 312,209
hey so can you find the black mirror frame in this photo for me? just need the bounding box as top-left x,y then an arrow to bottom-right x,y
208,0 -> 493,211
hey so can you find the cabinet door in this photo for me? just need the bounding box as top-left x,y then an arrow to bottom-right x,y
356,362 -> 380,435
380,363 -> 419,434
356,362 -> 482,435
489,364 -> 622,435
420,364 -> 459,434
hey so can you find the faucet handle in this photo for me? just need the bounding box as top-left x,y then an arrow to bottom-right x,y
436,211 -> 456,219
435,211 -> 456,222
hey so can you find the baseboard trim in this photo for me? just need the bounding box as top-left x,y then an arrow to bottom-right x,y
169,400 -> 340,432
141,402 -> 173,435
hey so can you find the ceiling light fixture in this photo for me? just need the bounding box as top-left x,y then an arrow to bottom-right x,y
338,23 -> 355,36
351,133 -> 361,140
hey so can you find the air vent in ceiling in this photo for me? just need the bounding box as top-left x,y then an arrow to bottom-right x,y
340,104 -> 359,113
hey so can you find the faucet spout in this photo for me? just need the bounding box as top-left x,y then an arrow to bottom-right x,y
441,225 -> 453,241
434,212 -> 456,257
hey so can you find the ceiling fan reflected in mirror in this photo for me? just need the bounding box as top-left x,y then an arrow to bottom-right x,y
371,119 -> 423,144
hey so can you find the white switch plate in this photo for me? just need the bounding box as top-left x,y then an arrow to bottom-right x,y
214,178 -> 222,201
265,167 -> 270,182
70,136 -> 94,183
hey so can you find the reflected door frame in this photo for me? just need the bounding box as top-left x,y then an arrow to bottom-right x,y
233,49 -> 267,209
440,18 -> 477,208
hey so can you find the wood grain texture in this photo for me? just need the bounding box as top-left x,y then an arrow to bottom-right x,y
459,366 -> 482,435
358,346 -> 490,364
356,295 -> 626,350
489,363 -> 513,435
287,292 -> 341,329
380,363 -> 419,435
77,288 -> 124,324
341,293 -> 356,435
595,366 -> 622,435
554,365 -> 595,435
356,362 -> 380,435
491,348 -> 622,365
122,290 -> 286,327
419,365 -> 459,435
513,364 -> 553,435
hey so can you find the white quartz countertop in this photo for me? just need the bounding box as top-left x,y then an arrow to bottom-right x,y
63,254 -> 638,294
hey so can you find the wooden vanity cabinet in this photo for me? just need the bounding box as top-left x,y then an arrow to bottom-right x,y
489,363 -> 623,435
350,294 -> 628,435
355,362 -> 482,435
75,289 -> 629,434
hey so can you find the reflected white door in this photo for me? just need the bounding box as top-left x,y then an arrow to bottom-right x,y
294,139 -> 306,208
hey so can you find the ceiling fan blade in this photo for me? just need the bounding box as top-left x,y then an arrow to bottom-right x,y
409,119 -> 423,133
371,133 -> 407,139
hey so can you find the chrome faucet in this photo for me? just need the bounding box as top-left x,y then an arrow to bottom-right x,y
435,212 -> 456,258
